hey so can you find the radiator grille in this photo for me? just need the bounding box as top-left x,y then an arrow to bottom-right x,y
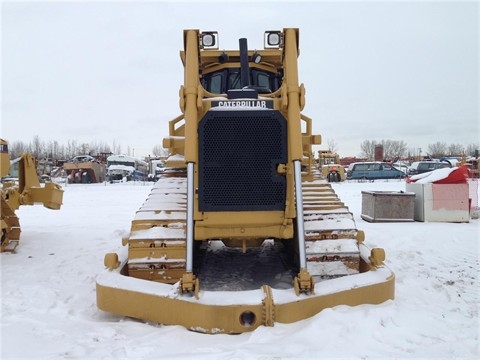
198,109 -> 287,211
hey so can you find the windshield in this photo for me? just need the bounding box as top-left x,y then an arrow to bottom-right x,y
201,68 -> 281,94
108,160 -> 135,167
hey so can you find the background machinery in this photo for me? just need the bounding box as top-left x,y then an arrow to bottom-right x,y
1,138 -> 64,252
318,149 -> 345,182
63,155 -> 106,183
97,29 -> 395,333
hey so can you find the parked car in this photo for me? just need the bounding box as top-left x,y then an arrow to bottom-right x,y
346,162 -> 406,180
70,155 -> 96,163
393,162 -> 409,175
408,161 -> 451,175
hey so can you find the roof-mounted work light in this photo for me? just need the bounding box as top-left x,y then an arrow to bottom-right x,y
218,52 -> 229,63
200,31 -> 219,49
264,30 -> 282,48
251,51 -> 262,64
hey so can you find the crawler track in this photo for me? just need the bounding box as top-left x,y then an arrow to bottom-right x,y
125,167 -> 361,287
127,169 -> 187,283
1,197 -> 20,252
302,170 -> 361,280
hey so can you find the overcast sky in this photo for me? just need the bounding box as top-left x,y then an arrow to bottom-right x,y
1,1 -> 478,158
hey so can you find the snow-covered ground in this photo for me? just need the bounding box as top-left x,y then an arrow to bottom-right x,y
1,179 -> 478,359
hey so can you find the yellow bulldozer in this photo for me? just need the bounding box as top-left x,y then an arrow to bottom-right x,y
318,149 -> 345,182
1,139 -> 63,252
96,29 -> 395,334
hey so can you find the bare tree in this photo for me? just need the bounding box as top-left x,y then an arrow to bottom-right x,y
327,139 -> 338,153
111,140 -> 122,155
8,140 -> 28,159
65,140 -> 78,159
45,140 -> 61,160
447,143 -> 464,156
360,140 -> 377,160
427,142 -> 448,158
57,143 -> 67,160
382,140 -> 408,160
87,140 -> 110,155
53,140 -> 61,159
76,143 -> 88,155
95,141 -> 112,154
465,143 -> 479,157
360,139 -> 408,161
6,137 -> 129,162
31,135 -> 44,158
152,145 -> 168,157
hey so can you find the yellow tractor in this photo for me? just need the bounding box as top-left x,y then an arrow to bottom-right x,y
96,29 -> 395,334
1,138 -> 63,252
318,149 -> 345,182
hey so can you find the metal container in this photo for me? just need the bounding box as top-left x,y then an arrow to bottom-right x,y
361,191 -> 415,222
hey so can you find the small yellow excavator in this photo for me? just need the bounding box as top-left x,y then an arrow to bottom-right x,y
1,138 -> 64,252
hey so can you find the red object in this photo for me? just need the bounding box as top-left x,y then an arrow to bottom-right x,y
406,165 -> 469,184
433,165 -> 469,184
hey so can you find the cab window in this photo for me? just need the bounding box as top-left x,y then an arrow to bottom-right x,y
201,68 -> 281,94
227,71 -> 242,90
209,73 -> 223,94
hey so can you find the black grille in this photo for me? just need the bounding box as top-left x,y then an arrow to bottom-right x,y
198,109 -> 287,211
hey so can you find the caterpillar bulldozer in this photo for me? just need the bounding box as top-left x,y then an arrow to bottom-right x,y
1,138 -> 64,252
96,29 -> 395,334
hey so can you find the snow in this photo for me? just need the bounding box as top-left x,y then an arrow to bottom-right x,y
1,179 -> 479,359
409,167 -> 458,183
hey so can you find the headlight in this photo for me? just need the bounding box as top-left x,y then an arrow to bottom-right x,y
200,31 -> 218,49
264,31 -> 282,48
